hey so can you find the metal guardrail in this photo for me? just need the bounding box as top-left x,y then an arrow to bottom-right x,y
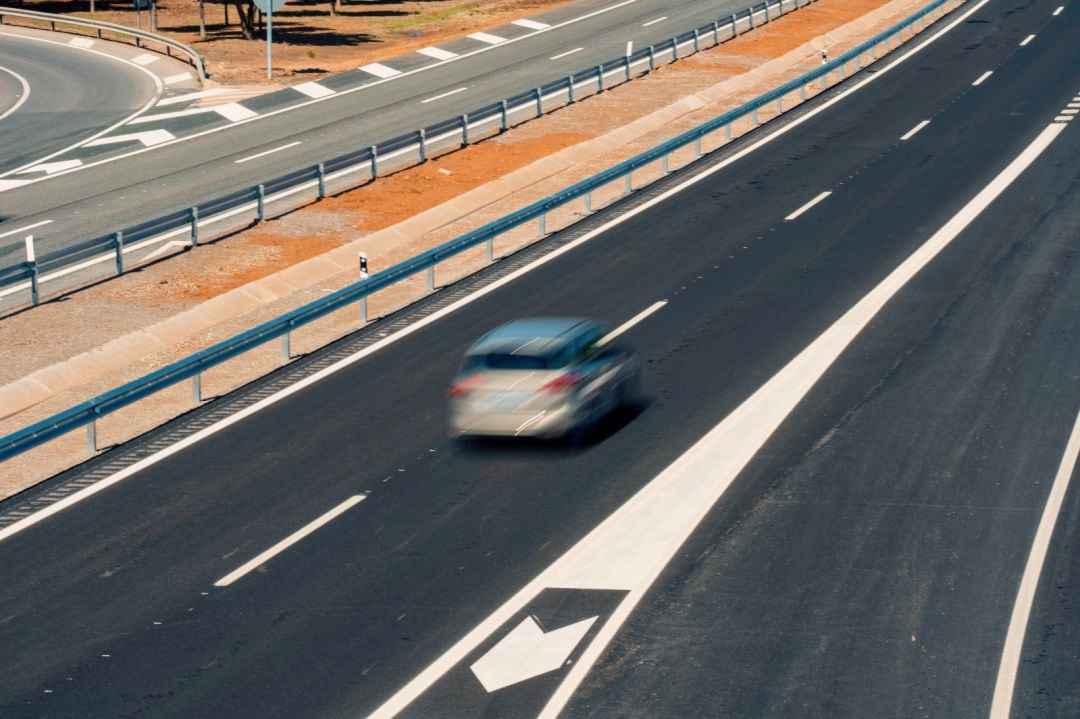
0,0 -> 816,310
0,6 -> 208,79
0,0 -> 964,463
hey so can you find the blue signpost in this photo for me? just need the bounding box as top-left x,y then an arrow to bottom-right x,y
252,0 -> 288,79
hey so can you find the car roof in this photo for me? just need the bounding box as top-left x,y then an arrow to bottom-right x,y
467,317 -> 606,357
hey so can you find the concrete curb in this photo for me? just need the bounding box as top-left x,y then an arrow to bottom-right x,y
0,0 -> 929,422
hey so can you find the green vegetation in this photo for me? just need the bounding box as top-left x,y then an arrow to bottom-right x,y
381,3 -> 482,32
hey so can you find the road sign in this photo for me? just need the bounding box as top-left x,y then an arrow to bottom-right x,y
252,0 -> 286,12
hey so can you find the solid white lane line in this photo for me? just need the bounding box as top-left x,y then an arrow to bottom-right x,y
1019,34 -> 1035,46
642,16 -> 667,27
369,119 -> 1068,719
417,46 -> 457,61
420,86 -> 468,104
0,65 -> 30,122
1052,5 -> 1063,15
0,219 -> 51,239
989,408 -> 1080,719
359,62 -> 401,78
600,301 -> 667,344
84,129 -> 174,147
214,495 -> 366,587
785,191 -> 832,221
234,141 -> 301,164
0,0 -> 995,543
468,32 -> 506,45
550,47 -> 584,60
900,119 -> 931,140
973,70 -> 993,86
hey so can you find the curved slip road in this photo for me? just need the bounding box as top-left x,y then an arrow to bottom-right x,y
0,0 -> 1076,716
0,32 -> 159,177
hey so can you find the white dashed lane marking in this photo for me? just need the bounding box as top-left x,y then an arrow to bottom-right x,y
468,32 -> 506,45
1019,34 -> 1035,46
417,46 -> 458,61
421,87 -> 468,104
972,70 -> 993,86
234,141 -> 301,164
550,47 -> 584,60
293,81 -> 335,99
900,119 -> 930,140
642,16 -> 668,27
359,62 -> 401,78
785,191 -> 832,221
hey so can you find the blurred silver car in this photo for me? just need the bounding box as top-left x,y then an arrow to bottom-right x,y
448,317 -> 639,439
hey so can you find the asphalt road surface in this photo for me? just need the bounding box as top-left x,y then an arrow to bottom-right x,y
0,31 -> 158,176
0,0 -> 804,266
0,0 -> 1076,717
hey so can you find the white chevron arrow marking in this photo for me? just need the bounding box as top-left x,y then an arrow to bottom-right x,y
470,615 -> 597,693
85,129 -> 175,147
15,159 -> 83,175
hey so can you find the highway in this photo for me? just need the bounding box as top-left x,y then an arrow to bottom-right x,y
0,31 -> 158,176
1,0 -> 794,266
0,0 -> 1077,717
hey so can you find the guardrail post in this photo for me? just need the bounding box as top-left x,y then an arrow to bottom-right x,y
871,44 -> 877,61
369,145 -> 378,180
777,97 -> 783,113
711,22 -> 719,45
282,329 -> 292,359
190,206 -> 199,245
624,55 -> 631,81
692,29 -> 700,53
485,237 -> 494,263
800,82 -> 806,100
461,114 -> 469,145
427,265 -> 435,292
752,108 -> 759,126
648,46 -> 655,71
568,75 -> 576,103
418,128 -> 427,163
662,154 -> 669,175
730,14 -> 737,37
625,173 -> 633,194
670,37 -> 678,60
694,136 -> 702,158
765,1 -> 770,22
538,213 -> 546,238
597,65 -> 605,93
24,235 -> 39,307
749,6 -> 754,29
113,231 -> 124,275
192,372 -> 202,402
317,163 -> 326,198
256,184 -> 265,222
87,415 -> 97,453
534,87 -> 542,117
500,100 -> 509,131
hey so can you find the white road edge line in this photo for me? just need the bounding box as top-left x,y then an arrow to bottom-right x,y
642,16 -> 668,27
0,0 -> 995,545
1019,34 -> 1035,46
785,190 -> 832,221
0,219 -> 51,239
1052,5 -> 1063,15
549,47 -> 584,60
368,120 -> 1068,719
900,119 -> 931,140
989,407 -> 1080,718
0,64 -> 30,122
234,141 -> 302,164
420,87 -> 468,104
213,495 -> 366,587
600,301 -> 667,345
973,70 -> 993,86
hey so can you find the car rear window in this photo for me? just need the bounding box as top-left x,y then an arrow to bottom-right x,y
463,352 -> 564,371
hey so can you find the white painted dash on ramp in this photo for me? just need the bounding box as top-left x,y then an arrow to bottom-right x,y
293,81 -> 335,99
512,18 -> 550,30
417,46 -> 458,61
360,62 -> 401,78
468,32 -> 506,45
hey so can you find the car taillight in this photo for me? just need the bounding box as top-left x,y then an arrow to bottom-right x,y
539,373 -> 584,393
447,373 -> 486,398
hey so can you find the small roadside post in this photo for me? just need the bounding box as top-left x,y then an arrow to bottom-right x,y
252,0 -> 288,80
359,251 -> 369,323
